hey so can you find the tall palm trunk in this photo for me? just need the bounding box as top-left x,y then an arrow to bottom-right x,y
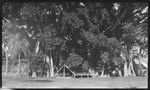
5,50 -> 8,75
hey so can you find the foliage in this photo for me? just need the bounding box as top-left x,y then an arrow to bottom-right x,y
101,52 -> 110,63
82,30 -> 126,66
96,60 -> 103,72
29,51 -> 49,73
123,23 -> 148,47
65,53 -> 84,68
41,24 -> 64,51
2,20 -> 29,60
2,2 -> 148,76
82,30 -> 124,51
112,56 -> 125,65
62,12 -> 84,29
82,61 -> 90,71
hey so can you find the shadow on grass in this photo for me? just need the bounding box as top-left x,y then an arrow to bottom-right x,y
124,87 -> 138,89
23,79 -> 53,83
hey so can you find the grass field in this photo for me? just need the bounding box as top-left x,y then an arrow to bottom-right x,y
2,76 -> 148,88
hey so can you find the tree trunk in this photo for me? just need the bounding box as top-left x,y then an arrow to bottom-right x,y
139,47 -> 142,76
27,59 -> 30,78
124,51 -> 132,76
50,50 -> 54,77
128,52 -> 132,76
124,61 -> 128,76
45,55 -> 50,77
127,50 -> 136,76
45,49 -> 50,77
5,50 -> 8,75
118,70 -> 122,76
124,45 -> 133,76
139,59 -> 142,76
100,64 -> 104,77
16,51 -> 21,78
130,51 -> 136,76
123,45 -> 130,76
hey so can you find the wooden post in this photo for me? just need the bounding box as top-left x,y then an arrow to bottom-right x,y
63,65 -> 65,77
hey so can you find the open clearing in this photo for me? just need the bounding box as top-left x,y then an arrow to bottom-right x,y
2,76 -> 148,88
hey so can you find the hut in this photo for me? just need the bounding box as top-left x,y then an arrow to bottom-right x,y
55,64 -> 75,78
74,68 -> 93,78
55,64 -> 94,78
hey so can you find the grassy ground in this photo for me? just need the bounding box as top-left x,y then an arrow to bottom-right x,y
2,76 -> 148,88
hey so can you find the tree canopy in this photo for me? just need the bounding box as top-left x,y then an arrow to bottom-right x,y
2,2 -> 148,76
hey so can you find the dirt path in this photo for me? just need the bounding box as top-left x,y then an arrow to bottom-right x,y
2,76 -> 148,88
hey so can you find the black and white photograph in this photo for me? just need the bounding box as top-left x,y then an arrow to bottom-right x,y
2,1 -> 148,89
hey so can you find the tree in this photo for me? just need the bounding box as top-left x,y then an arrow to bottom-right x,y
100,52 -> 110,76
2,19 -> 19,74
122,22 -> 148,76
28,50 -> 49,77
123,9 -> 148,76
2,19 -> 29,78
16,35 -> 29,77
40,24 -> 64,77
2,2 -> 148,77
